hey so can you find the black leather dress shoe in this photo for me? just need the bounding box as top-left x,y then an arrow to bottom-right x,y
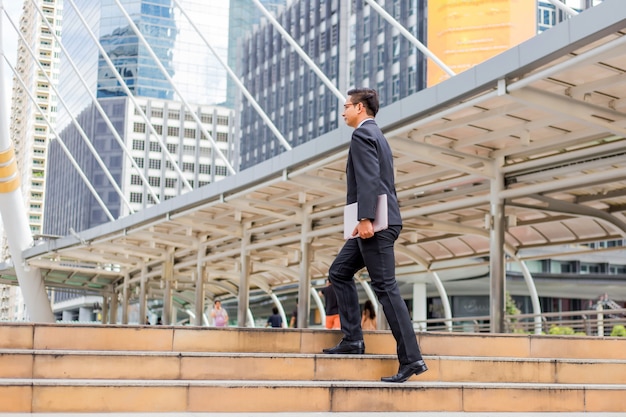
322,339 -> 365,354
381,360 -> 428,383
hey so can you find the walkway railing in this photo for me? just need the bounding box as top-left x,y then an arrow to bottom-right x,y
418,308 -> 626,336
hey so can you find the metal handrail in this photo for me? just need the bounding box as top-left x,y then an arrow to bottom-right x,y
416,308 -> 626,336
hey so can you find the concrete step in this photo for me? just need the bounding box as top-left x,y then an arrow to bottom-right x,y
2,323 -> 626,413
3,323 -> 626,359
1,379 -> 625,413
2,350 -> 626,385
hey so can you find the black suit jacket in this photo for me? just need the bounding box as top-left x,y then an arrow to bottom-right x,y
346,119 -> 402,227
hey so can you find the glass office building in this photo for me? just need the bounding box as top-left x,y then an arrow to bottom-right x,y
97,1 -> 177,100
97,0 -> 229,105
225,0 -> 287,108
237,0 -> 427,170
45,0 -> 235,237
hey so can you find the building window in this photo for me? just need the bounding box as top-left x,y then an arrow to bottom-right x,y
132,139 -> 144,150
130,175 -> 142,185
362,52 -> 369,77
408,65 -> 416,93
149,159 -> 161,169
393,0 -> 401,18
148,141 -> 161,152
167,126 -> 179,137
392,36 -> 400,62
392,74 -> 400,102
130,192 -> 143,203
148,176 -> 160,187
184,128 -> 196,138
377,44 -> 385,69
331,24 -> 338,46
133,122 -> 146,133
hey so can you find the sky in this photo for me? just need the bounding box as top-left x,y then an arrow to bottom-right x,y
1,1 -> 22,126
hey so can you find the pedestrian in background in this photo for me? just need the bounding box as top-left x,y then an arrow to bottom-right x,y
211,300 -> 228,327
361,300 -> 377,331
266,306 -> 283,328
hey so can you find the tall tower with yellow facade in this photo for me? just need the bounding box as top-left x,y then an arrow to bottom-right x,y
426,0 -> 601,87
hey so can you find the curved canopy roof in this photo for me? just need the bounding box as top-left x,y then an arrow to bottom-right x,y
4,0 -> 626,307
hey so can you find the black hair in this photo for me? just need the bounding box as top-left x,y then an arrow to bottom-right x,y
347,88 -> 379,117
363,299 -> 376,320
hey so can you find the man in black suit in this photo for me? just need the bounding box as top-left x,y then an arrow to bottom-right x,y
322,88 -> 427,383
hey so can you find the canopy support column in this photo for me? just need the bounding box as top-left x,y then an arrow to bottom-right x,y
297,208 -> 312,328
412,282 -> 428,331
121,273 -> 129,324
139,266 -> 147,324
162,251 -> 174,325
238,226 -> 251,327
490,159 -> 506,333
194,255 -> 206,326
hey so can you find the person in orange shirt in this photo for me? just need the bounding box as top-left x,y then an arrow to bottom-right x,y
319,281 -> 340,329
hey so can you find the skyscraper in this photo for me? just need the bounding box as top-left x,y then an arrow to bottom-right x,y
237,0 -> 427,170
225,0 -> 287,108
8,0 -> 63,238
44,0 -> 235,238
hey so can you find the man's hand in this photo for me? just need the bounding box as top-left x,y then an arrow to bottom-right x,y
352,218 -> 374,239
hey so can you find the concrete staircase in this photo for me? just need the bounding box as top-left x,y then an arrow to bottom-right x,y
1,323 -> 625,413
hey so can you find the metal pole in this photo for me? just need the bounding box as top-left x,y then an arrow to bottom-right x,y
297,210 -> 312,328
489,159 -> 506,333
194,253 -> 205,326
0,0 -> 54,322
238,227 -> 251,327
